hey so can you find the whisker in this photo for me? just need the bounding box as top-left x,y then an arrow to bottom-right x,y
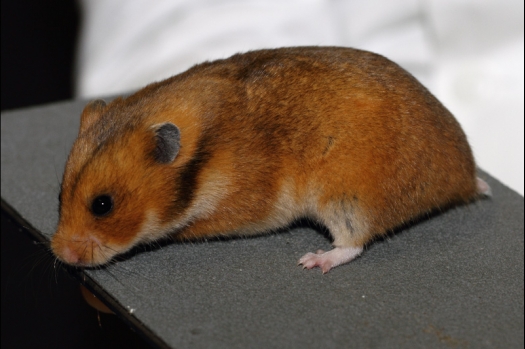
98,265 -> 132,290
80,241 -> 89,262
53,257 -> 61,284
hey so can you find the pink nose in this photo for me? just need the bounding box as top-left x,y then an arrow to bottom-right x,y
60,245 -> 81,265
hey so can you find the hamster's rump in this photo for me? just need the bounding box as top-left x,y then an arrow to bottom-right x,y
51,47 -> 486,271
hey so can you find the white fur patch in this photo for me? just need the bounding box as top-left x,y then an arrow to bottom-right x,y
158,170 -> 232,234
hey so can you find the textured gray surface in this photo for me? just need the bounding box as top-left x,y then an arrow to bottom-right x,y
1,100 -> 524,349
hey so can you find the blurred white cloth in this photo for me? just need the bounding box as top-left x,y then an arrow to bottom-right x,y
76,0 -> 524,195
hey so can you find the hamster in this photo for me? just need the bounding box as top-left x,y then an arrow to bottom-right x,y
51,46 -> 490,273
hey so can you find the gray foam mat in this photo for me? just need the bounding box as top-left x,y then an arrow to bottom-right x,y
2,99 -> 524,348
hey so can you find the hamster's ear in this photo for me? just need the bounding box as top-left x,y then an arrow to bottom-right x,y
153,123 -> 181,164
80,99 -> 106,134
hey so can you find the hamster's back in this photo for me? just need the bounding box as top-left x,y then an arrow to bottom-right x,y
173,47 -> 478,244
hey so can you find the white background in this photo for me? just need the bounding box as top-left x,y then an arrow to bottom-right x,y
76,0 -> 524,195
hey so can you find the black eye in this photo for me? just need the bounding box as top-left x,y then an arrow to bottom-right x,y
91,195 -> 113,216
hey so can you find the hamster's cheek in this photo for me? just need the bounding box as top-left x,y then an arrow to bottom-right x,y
133,210 -> 168,242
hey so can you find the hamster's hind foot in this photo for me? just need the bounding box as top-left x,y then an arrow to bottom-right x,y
298,246 -> 363,273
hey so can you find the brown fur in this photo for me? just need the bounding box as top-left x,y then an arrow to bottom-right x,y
51,47 -> 479,267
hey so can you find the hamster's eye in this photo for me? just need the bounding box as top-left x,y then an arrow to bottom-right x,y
91,195 -> 113,217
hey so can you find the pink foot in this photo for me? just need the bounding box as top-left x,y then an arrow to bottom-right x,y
298,246 -> 363,273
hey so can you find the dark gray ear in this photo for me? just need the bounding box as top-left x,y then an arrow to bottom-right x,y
153,123 -> 181,164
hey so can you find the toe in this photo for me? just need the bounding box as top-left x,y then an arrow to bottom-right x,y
298,252 -> 316,265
